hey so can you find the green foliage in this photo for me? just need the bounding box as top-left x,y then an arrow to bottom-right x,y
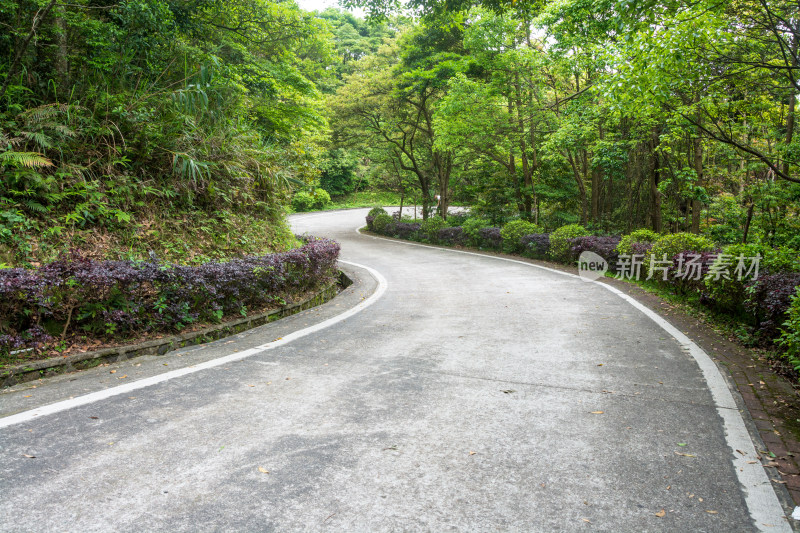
420,216 -> 447,242
368,206 -> 388,218
649,233 -> 716,263
291,192 -> 316,212
616,229 -> 660,256
0,0 -> 336,265
312,188 -> 332,209
462,217 -> 492,246
549,224 -> 589,262
319,149 -> 359,196
372,212 -> 393,233
330,191 -> 402,209
365,206 -> 387,230
291,189 -> 331,212
705,243 -> 767,313
500,219 -> 543,253
779,288 -> 800,371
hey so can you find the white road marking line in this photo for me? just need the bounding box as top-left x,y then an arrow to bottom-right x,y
0,260 -> 387,430
357,226 -> 791,531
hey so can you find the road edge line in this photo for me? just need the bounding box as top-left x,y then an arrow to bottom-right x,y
357,227 -> 791,531
0,260 -> 388,430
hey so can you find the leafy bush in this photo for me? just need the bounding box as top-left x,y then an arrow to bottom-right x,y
521,234 -> 550,257
549,224 -> 589,262
0,238 -> 341,357
570,236 -> 622,269
291,189 -> 331,212
446,212 -> 470,226
462,217 -> 492,246
706,224 -> 743,245
388,221 -> 421,240
291,191 -> 315,212
649,233 -> 715,267
501,220 -> 544,253
420,216 -> 447,242
478,227 -> 503,250
745,273 -> 800,342
437,227 -> 465,246
365,207 -> 388,230
311,188 -> 331,210
779,288 -> 800,370
616,229 -> 660,256
662,250 -> 719,294
372,213 -> 393,234
703,243 -> 793,313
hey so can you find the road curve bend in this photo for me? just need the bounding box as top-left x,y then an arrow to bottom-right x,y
0,208 -> 793,532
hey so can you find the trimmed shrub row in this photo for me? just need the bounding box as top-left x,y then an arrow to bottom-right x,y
0,237 -> 340,356
365,208 -> 800,362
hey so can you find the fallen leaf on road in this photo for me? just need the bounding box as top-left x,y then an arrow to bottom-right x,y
258,467 -> 269,474
118,375 -> 127,379
23,395 -> 31,398
469,451 -> 477,455
89,416 -> 99,420
590,411 -> 604,414
109,370 -> 116,374
677,443 -> 687,446
22,454 -> 35,458
582,518 -> 590,523
706,510 -> 718,514
736,449 -> 746,455
771,479 -> 787,484
698,498 -> 703,502
501,389 -> 515,394
675,452 -> 696,457
746,461 -> 758,464
655,510 -> 665,517
248,385 -> 255,387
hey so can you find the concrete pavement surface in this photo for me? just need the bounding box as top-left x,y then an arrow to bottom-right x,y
0,208 -> 795,531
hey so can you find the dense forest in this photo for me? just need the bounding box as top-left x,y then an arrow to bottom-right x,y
0,0 -> 390,265
1,0 -> 797,264
332,0 -> 799,243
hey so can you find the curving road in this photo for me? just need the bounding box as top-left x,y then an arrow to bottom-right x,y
0,208 -> 794,532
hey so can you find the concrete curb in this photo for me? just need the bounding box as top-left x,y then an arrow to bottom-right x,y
1,271 -> 351,388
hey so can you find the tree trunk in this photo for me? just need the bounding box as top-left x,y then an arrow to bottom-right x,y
784,32 -> 798,178
743,201 -> 754,244
591,167 -> 600,224
435,151 -> 451,220
650,128 -> 663,233
399,189 -> 404,220
691,98 -> 703,234
566,151 -> 588,225
54,4 -> 69,99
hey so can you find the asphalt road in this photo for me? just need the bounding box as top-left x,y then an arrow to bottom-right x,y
0,208 -> 794,532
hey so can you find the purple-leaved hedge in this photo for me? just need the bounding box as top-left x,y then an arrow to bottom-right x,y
0,237 -> 340,356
